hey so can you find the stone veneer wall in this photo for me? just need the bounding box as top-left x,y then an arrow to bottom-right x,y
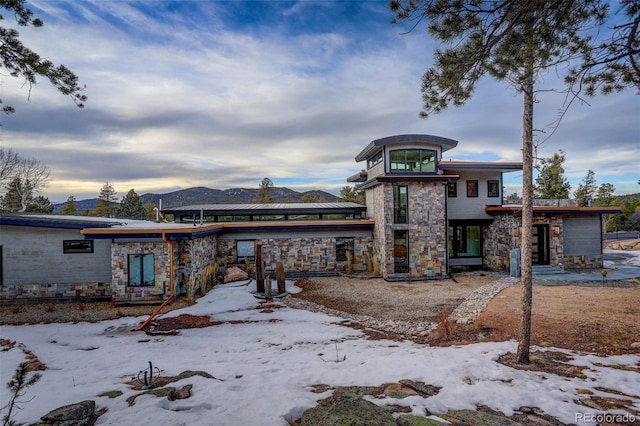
0,282 -> 111,304
218,236 -> 374,274
111,241 -> 171,303
176,235 -> 218,293
484,212 -> 602,271
374,182 -> 447,279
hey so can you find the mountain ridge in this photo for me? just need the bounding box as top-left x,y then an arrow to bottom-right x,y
53,186 -> 339,212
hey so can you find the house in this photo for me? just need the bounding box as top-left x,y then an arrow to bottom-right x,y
0,134 -> 620,304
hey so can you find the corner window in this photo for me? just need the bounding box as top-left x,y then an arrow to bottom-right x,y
128,254 -> 155,287
367,151 -> 383,169
487,180 -> 500,197
466,180 -> 478,197
63,240 -> 94,254
237,240 -> 255,262
447,182 -> 457,198
393,185 -> 408,224
336,238 -> 354,262
390,149 -> 436,173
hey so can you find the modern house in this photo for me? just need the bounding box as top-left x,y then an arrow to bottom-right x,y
0,134 -> 620,304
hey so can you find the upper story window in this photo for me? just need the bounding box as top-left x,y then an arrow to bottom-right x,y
390,149 -> 436,173
367,151 -> 383,169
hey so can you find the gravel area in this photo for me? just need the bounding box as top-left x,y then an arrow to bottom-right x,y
282,273 -> 515,337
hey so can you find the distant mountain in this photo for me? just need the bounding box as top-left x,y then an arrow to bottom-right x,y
53,186 -> 338,213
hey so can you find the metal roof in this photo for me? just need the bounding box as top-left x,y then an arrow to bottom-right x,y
0,213 -> 121,229
355,134 -> 459,162
161,202 -> 366,216
439,161 -> 523,172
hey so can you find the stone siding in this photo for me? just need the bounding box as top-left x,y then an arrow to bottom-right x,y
0,282 -> 111,304
374,182 -> 447,279
111,241 -> 171,303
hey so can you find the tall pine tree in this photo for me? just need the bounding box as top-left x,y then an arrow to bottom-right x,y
534,151 -> 572,199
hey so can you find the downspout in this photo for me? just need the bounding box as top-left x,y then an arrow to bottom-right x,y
136,233 -> 175,331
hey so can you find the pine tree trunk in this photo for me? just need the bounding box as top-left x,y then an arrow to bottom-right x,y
517,75 -> 535,365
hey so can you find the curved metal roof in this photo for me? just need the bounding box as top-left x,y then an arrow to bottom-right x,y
355,134 -> 459,162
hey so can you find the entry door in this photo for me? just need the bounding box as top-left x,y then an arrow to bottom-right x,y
532,225 -> 550,265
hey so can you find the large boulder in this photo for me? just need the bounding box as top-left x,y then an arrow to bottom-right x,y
224,266 -> 249,283
39,400 -> 95,425
298,394 -> 395,426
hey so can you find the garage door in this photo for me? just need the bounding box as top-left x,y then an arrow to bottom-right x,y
563,215 -> 601,256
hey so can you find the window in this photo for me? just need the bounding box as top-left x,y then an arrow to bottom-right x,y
393,230 -> 409,273
336,238 -> 354,262
393,185 -> 408,224
487,180 -> 500,197
63,240 -> 94,254
237,240 -> 255,262
128,254 -> 155,287
447,182 -> 457,197
466,180 -> 478,197
390,149 -> 436,173
367,151 -> 383,169
448,225 -> 482,258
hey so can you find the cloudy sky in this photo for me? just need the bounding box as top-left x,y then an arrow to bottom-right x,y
1,0 -> 638,203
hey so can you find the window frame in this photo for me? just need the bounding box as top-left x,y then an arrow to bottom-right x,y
447,182 -> 457,198
393,185 -> 408,224
336,237 -> 355,262
128,253 -> 155,287
487,180 -> 500,197
63,240 -> 94,254
448,225 -> 483,258
466,180 -> 479,197
389,149 -> 437,174
237,240 -> 256,262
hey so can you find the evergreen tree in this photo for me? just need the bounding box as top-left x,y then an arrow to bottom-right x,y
255,177 -> 275,203
144,201 -> 158,221
574,170 -> 597,207
0,0 -> 86,114
390,0 -> 610,364
534,151 -> 572,199
59,195 -> 79,215
337,185 -> 365,205
25,195 -> 53,213
299,193 -> 320,203
1,177 -> 31,211
117,189 -> 146,220
94,181 -> 118,217
594,183 -> 616,207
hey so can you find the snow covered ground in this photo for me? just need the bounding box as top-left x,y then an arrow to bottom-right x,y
1,275 -> 639,426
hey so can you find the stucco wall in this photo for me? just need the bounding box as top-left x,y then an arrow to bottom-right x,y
0,225 -> 112,303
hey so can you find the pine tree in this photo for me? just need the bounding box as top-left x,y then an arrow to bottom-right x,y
594,183 -> 616,207
59,195 -> 79,215
337,185 -> 365,205
574,170 -> 597,207
1,177 -> 31,212
94,181 -> 118,217
390,0 -> 610,365
255,177 -> 275,203
534,151 -> 572,199
25,195 -> 53,213
117,189 -> 146,220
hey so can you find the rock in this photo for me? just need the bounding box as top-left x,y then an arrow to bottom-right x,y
630,342 -> 640,349
298,394 -> 396,426
40,400 -> 95,426
443,409 -> 523,425
397,415 -> 446,425
224,266 -> 249,283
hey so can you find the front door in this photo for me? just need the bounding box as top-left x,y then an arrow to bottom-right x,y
532,224 -> 550,265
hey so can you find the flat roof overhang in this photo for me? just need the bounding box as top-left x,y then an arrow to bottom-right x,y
161,202 -> 366,217
486,206 -> 622,214
439,161 -> 523,172
81,219 -> 376,240
355,134 -> 459,162
357,174 -> 459,190
0,215 -> 119,230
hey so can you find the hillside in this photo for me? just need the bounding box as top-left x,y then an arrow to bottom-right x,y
54,186 -> 338,212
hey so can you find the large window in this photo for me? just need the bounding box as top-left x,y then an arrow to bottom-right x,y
336,238 -> 354,262
393,230 -> 409,273
393,185 -> 408,224
237,240 -> 255,262
128,254 -> 155,287
448,225 -> 482,258
390,149 -> 436,173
